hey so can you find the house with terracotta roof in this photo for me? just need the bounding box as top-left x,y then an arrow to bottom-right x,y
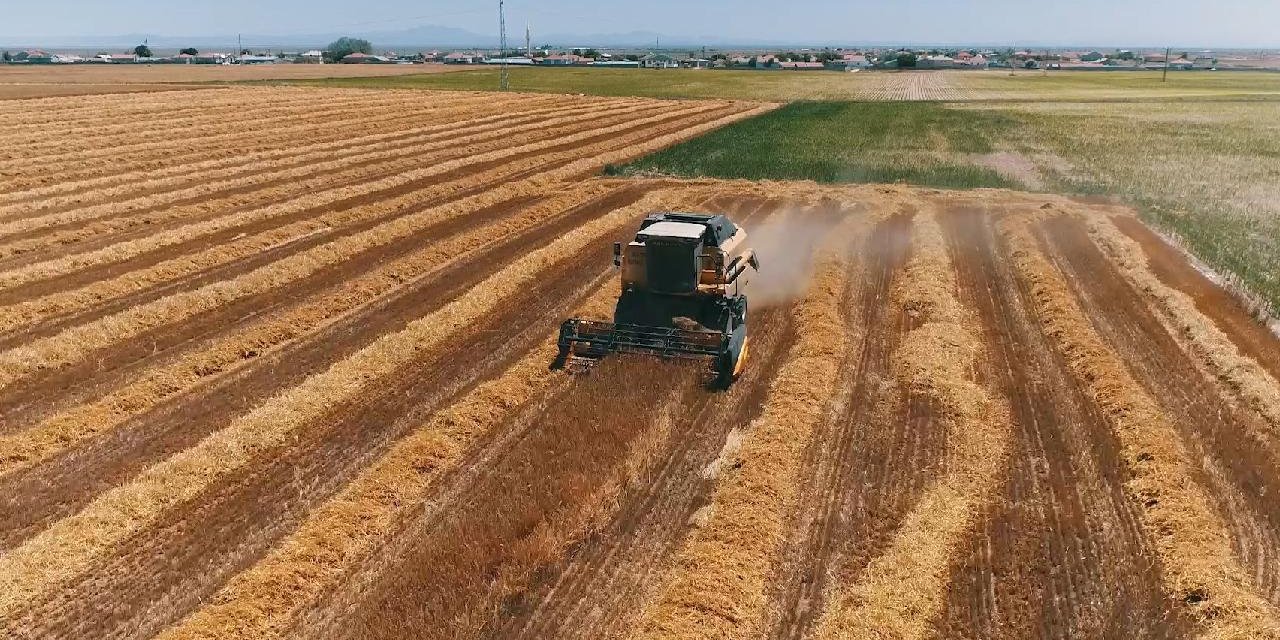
828,53 -> 870,70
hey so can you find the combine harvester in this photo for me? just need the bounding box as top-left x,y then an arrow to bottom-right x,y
557,212 -> 760,387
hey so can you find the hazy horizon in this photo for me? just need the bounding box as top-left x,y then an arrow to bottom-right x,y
4,1 -> 1279,49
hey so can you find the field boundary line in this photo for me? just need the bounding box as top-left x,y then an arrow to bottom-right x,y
1081,213 -> 1280,440
1001,214 -> 1280,638
633,209 -> 863,640
0,183 -> 619,477
0,190 -> 677,621
812,199 -> 1013,640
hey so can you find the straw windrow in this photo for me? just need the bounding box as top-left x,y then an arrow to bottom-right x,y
1083,213 -> 1280,439
634,211 -> 864,640
0,190 -> 684,620
154,284 -> 620,640
813,202 -> 1012,640
0,183 -> 616,476
1002,215 -> 1280,639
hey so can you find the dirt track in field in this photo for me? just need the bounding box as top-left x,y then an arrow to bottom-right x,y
2,88 -> 1280,640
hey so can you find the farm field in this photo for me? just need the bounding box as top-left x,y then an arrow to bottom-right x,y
0,63 -> 464,99
594,71 -> 1280,315
2,86 -> 1280,640
292,67 -> 1280,101
0,82 -> 209,100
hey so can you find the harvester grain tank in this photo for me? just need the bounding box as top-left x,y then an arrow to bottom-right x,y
557,212 -> 760,386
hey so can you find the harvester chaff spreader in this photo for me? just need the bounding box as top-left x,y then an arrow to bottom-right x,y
556,212 -> 760,386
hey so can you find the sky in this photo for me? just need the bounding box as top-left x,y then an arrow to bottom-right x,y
4,0 -> 1278,48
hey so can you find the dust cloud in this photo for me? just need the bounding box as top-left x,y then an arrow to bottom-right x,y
744,209 -> 845,308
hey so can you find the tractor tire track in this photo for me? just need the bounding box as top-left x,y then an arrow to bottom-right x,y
763,206 -> 917,639
1040,214 -> 1280,605
0,99 -> 675,265
0,105 -> 741,421
481,199 -> 790,640
0,101 -> 673,323
1109,216 -> 1280,389
936,205 -> 1186,638
0,189 -> 681,640
0,186 -> 655,552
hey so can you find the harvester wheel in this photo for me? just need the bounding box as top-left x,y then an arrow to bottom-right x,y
714,339 -> 747,389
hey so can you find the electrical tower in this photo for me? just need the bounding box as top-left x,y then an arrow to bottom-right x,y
498,0 -> 509,91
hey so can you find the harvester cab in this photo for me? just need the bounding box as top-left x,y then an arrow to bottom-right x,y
556,212 -> 760,386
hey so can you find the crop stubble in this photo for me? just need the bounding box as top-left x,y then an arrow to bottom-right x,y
3,88 -> 1280,640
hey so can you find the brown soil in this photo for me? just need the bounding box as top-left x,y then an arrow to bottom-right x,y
939,205 -> 1186,638
766,209 -> 920,639
3,89 -> 1279,640
1111,215 -> 1280,382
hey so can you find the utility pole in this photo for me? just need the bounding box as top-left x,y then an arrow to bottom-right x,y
237,33 -> 242,62
498,0 -> 509,90
526,22 -> 532,58
1162,46 -> 1171,82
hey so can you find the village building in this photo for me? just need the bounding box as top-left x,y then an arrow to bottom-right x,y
541,54 -> 590,66
773,60 -> 824,70
443,52 -> 484,64
640,53 -> 677,69
917,54 -> 956,69
341,52 -> 390,64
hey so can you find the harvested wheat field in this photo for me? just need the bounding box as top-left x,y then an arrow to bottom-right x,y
1,86 -> 1280,640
